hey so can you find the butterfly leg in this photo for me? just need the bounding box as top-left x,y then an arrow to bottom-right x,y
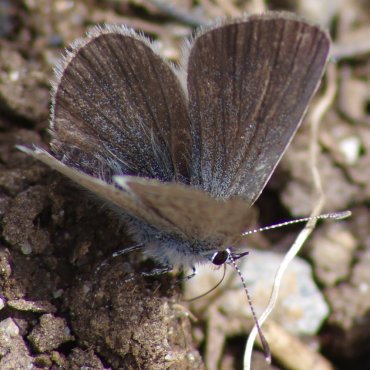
95,244 -> 144,274
112,244 -> 144,257
110,264 -> 173,284
139,262 -> 197,281
140,264 -> 173,277
178,266 -> 197,282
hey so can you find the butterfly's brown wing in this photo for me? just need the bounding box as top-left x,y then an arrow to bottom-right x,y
18,147 -> 187,235
187,12 -> 330,203
19,147 -> 252,245
51,26 -> 191,183
115,175 -> 254,245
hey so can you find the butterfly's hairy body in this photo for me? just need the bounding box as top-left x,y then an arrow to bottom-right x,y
125,214 -> 240,268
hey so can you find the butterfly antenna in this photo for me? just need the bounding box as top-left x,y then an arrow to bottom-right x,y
242,210 -> 351,237
227,249 -> 271,364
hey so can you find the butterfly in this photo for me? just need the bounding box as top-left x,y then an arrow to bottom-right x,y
18,11 -> 330,273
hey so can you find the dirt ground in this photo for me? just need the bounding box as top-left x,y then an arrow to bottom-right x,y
0,1 -> 369,369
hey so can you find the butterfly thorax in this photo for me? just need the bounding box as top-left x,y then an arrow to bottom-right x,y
126,216 -> 240,268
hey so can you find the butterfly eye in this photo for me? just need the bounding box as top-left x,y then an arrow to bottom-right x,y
211,250 -> 230,266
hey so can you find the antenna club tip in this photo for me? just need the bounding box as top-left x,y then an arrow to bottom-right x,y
266,354 -> 272,365
332,210 -> 352,220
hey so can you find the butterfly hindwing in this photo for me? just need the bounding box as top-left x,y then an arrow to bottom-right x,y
115,175 -> 254,244
17,147 -> 185,235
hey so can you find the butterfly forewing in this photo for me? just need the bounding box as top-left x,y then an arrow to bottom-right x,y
51,26 -> 191,183
187,12 -> 330,203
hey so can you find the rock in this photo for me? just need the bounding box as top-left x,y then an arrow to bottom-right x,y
27,314 -> 74,353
